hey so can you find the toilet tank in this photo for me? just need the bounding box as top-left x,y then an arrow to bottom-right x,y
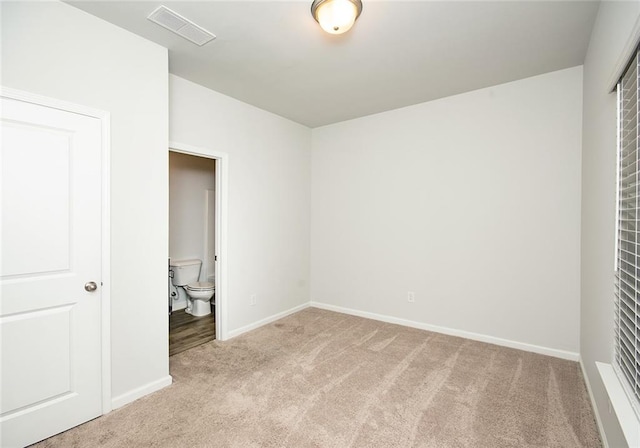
169,259 -> 201,286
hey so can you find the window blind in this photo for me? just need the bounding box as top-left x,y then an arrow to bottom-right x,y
615,47 -> 640,416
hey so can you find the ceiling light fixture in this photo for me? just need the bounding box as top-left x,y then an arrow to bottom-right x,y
311,0 -> 363,35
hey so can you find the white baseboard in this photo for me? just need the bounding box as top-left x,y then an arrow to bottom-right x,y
310,301 -> 580,361
111,375 -> 173,410
580,358 -> 609,448
226,302 -> 310,339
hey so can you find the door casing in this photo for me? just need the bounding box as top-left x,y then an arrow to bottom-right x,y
169,141 -> 229,341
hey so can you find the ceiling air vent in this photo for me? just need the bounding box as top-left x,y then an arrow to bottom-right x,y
147,6 -> 216,46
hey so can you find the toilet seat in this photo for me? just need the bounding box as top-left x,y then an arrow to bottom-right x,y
186,281 -> 214,291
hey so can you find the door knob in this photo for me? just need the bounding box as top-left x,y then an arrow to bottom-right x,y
84,281 -> 98,292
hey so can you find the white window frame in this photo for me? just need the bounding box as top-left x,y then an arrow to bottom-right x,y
614,45 -> 640,423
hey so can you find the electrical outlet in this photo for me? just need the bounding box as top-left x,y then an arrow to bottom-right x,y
250,294 -> 257,306
407,291 -> 415,303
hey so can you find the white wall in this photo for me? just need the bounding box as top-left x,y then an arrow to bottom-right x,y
1,2 -> 170,401
169,151 -> 215,265
581,2 -> 640,447
169,75 -> 311,332
311,67 -> 583,356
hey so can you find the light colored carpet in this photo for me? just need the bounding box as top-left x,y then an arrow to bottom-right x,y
35,308 -> 601,447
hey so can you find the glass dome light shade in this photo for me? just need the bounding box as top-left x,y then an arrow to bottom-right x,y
312,0 -> 362,35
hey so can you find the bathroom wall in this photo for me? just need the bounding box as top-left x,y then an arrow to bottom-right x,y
1,1 -> 170,404
311,66 -> 583,357
169,152 -> 215,261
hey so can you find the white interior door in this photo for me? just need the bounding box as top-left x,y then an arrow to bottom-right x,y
1,92 -> 104,447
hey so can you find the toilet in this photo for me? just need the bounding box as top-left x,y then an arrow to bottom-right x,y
169,259 -> 215,317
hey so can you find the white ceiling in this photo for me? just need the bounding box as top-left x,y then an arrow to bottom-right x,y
68,1 -> 599,128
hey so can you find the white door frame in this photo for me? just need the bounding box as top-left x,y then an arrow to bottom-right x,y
169,141 -> 229,341
1,86 -> 112,415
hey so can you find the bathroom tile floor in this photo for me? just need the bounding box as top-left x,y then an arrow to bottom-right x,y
169,308 -> 215,356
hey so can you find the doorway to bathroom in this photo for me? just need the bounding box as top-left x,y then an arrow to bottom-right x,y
168,142 -> 228,356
